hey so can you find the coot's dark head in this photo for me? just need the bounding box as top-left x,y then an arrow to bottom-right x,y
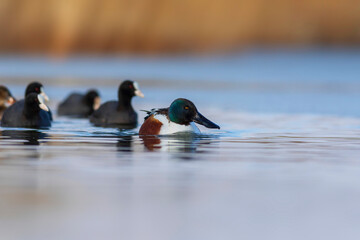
25,93 -> 49,113
85,89 -> 101,110
118,80 -> 144,100
25,82 -> 49,101
168,98 -> 220,129
0,85 -> 16,107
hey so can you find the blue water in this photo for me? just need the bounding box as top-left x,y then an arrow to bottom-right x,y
1,49 -> 360,240
1,48 -> 360,82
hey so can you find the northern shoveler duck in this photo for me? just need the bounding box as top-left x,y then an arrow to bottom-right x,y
1,93 -> 51,128
58,89 -> 101,118
139,98 -> 220,135
89,80 -> 144,127
0,85 -> 16,120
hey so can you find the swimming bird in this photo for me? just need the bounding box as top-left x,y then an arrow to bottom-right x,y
89,80 -> 144,127
58,89 -> 101,117
21,82 -> 53,121
139,98 -> 220,135
1,93 -> 51,128
0,86 -> 16,119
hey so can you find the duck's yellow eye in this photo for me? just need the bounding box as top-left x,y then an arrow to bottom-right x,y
184,106 -> 189,110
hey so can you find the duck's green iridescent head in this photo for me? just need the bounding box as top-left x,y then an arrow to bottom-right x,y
168,98 -> 220,129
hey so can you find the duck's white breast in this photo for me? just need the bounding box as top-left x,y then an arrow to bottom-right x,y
154,114 -> 200,135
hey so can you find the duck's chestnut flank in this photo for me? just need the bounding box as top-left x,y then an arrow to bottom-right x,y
139,115 -> 163,135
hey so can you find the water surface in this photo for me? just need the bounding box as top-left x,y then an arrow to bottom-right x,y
1,50 -> 360,240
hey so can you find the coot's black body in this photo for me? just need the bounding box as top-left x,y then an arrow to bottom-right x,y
90,80 -> 144,128
0,86 -> 16,119
15,99 -> 52,123
58,90 -> 100,118
1,93 -> 51,128
90,101 -> 138,127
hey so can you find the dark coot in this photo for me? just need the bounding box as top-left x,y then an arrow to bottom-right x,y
0,85 -> 16,119
58,89 -> 101,117
19,82 -> 53,121
1,93 -> 52,128
90,80 -> 144,128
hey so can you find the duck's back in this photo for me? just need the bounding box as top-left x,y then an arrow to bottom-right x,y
58,93 -> 90,117
90,101 -> 137,127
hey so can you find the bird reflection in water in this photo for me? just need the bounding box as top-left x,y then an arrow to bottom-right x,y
0,130 -> 48,145
140,133 -> 216,159
140,135 -> 162,151
0,130 -> 48,161
116,135 -> 133,152
116,126 -> 138,152
118,124 -> 137,130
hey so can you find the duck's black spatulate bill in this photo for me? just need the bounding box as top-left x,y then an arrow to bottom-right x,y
194,112 -> 220,129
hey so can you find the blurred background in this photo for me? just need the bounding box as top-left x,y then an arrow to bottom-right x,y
2,2 -> 360,240
1,0 -> 360,115
0,0 -> 359,55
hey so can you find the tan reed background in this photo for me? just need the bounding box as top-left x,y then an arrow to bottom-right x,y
0,0 -> 359,55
